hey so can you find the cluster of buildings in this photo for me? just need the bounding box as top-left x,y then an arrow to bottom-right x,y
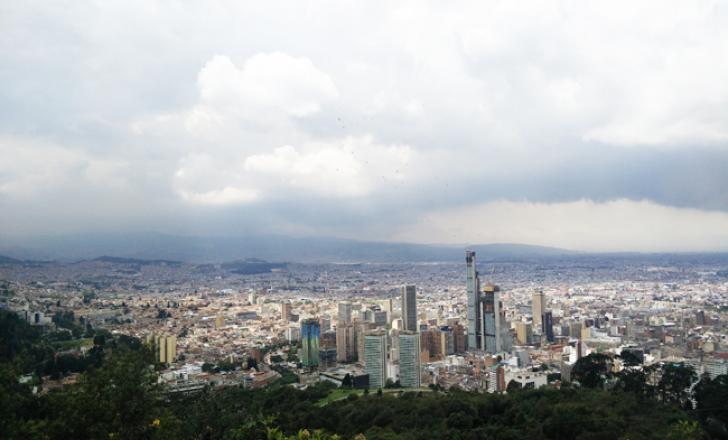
2,251 -> 728,393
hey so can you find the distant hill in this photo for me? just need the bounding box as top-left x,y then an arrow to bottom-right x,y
89,256 -> 183,266
0,233 -> 578,263
0,255 -> 23,265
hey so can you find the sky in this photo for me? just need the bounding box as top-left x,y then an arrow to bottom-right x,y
1,0 -> 728,252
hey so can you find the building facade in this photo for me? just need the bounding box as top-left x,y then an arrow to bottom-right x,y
399,332 -> 421,388
466,251 -> 481,350
364,332 -> 387,389
300,318 -> 320,368
401,285 -> 418,332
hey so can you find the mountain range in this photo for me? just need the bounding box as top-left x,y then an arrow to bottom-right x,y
0,232 -> 578,263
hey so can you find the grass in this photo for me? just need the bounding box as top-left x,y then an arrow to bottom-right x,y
316,387 -> 434,407
50,338 -> 94,350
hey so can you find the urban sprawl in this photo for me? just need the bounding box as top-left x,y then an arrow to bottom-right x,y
3,251 -> 727,395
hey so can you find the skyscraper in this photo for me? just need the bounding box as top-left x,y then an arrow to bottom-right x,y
336,323 -> 358,363
453,323 -> 467,353
338,301 -> 352,324
466,251 -> 481,350
364,332 -> 387,389
543,310 -> 555,343
482,284 -> 511,353
300,318 -> 320,368
281,301 -> 292,321
399,332 -> 421,388
401,285 -> 418,332
532,290 -> 545,330
380,298 -> 393,324
516,321 -> 532,345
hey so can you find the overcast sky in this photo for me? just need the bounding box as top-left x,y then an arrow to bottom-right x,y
2,1 -> 728,251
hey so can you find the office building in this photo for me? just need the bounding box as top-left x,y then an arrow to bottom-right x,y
420,328 -> 443,361
364,332 -> 388,389
380,298 -> 393,323
280,301 -> 292,321
338,301 -> 352,324
373,310 -> 388,327
543,310 -> 555,343
285,326 -> 300,342
532,290 -> 545,330
336,323 -> 358,363
439,326 -> 455,356
300,318 -> 320,368
466,251 -> 481,350
516,322 -> 532,345
156,335 -> 177,364
401,285 -> 418,332
399,332 -> 421,388
248,291 -> 257,305
482,284 -> 511,353
453,323 -> 467,353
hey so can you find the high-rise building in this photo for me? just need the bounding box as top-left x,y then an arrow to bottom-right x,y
401,285 -> 418,332
516,321 -> 533,345
380,298 -> 393,323
569,322 -> 583,339
156,335 -> 177,364
399,332 -> 421,388
300,318 -> 320,368
285,326 -> 300,342
336,323 -> 358,363
373,310 -> 388,327
357,322 -> 375,364
439,326 -> 455,356
466,251 -> 481,350
482,284 -> 511,353
280,301 -> 292,321
532,290 -> 545,330
338,301 -> 352,324
453,323 -> 467,354
542,310 -> 555,343
248,291 -> 257,305
364,332 -> 387,389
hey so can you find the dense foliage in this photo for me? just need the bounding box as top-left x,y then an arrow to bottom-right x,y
2,310 -> 728,439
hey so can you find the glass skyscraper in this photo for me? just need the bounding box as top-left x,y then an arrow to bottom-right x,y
364,332 -> 387,389
466,251 -> 481,350
398,332 -> 421,388
300,318 -> 320,368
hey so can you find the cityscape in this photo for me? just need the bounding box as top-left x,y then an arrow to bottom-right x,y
3,249 -> 727,396
3,0 -> 728,438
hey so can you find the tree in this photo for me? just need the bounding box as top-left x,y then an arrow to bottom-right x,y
572,353 -> 613,389
694,374 -> 728,435
666,420 -> 704,440
506,380 -> 522,393
619,350 -> 642,367
657,363 -> 695,405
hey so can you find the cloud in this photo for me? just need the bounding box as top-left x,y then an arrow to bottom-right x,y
244,137 -> 412,198
178,187 -> 259,205
197,53 -> 338,118
1,1 -> 728,250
